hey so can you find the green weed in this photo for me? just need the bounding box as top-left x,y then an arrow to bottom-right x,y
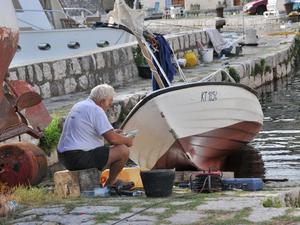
262,197 -> 282,208
38,117 -> 61,156
133,45 -> 147,67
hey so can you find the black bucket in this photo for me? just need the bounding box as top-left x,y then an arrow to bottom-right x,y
140,169 -> 175,197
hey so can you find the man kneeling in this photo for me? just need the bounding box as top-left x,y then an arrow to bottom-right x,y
57,84 -> 134,190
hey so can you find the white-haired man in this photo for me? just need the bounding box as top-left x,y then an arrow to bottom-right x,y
57,84 -> 134,189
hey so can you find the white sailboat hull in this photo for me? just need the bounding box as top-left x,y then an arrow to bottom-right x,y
121,82 -> 264,171
12,28 -> 133,64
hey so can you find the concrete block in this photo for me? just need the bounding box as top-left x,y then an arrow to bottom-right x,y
54,168 -> 101,197
276,64 -> 282,78
281,63 -> 287,77
81,56 -> 91,71
79,75 -> 88,90
27,65 -> 34,83
96,52 -> 105,69
113,50 -> 120,66
34,64 -> 44,82
40,82 -> 51,99
43,63 -> 52,81
8,71 -> 18,80
64,77 -> 77,94
53,60 -> 67,81
18,67 -> 26,81
69,58 -> 82,75
33,84 -> 41,95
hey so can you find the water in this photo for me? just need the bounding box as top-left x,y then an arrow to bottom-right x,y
222,69 -> 300,181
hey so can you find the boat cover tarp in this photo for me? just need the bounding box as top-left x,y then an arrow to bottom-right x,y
204,28 -> 232,54
151,36 -> 177,91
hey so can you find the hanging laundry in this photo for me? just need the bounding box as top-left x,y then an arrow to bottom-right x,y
151,36 -> 177,91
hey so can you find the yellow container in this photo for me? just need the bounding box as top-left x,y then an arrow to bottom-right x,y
100,167 -> 150,189
183,52 -> 198,67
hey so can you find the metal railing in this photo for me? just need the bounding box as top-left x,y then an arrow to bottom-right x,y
15,9 -> 89,29
64,8 -> 97,17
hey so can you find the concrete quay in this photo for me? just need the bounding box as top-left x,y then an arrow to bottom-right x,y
6,181 -> 300,225
4,17 -> 300,225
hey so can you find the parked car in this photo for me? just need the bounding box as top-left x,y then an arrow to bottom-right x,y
243,0 -> 268,15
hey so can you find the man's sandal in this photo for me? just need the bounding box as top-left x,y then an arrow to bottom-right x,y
113,179 -> 135,190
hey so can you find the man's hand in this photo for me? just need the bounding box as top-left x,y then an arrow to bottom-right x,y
114,129 -> 123,134
103,129 -> 133,147
125,136 -> 133,147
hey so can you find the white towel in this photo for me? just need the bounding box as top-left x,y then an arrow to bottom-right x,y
204,28 -> 232,54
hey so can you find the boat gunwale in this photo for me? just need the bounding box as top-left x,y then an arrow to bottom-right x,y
121,81 -> 259,128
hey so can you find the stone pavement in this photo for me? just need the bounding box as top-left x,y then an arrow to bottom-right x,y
5,16 -> 300,225
6,181 -> 300,225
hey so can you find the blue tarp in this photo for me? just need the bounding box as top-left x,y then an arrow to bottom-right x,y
151,36 -> 177,91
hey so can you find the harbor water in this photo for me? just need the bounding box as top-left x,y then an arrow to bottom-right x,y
222,68 -> 300,181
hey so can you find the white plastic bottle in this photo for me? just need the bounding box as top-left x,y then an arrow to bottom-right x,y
94,186 -> 110,196
81,187 -> 110,197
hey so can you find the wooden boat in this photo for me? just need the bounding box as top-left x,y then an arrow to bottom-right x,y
121,82 -> 264,171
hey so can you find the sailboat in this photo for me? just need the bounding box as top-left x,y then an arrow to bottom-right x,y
12,0 -> 134,64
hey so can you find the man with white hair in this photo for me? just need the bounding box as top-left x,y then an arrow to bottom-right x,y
57,84 -> 134,190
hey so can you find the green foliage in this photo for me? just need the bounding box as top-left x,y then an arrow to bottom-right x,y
118,105 -> 130,124
222,67 -> 240,83
265,65 -> 271,73
133,45 -> 147,67
227,66 -> 240,83
260,58 -> 266,67
263,197 -> 282,208
38,117 -> 61,156
251,59 -> 267,77
187,11 -> 199,15
221,70 -> 227,81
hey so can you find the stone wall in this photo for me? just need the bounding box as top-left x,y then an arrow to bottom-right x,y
7,31 -> 211,100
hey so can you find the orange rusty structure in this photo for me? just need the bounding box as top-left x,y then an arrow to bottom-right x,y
0,0 -> 52,187
0,142 -> 48,187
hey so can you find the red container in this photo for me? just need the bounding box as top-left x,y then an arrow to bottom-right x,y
0,142 -> 47,187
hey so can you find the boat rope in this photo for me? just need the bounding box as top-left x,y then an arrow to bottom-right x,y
200,68 -> 236,83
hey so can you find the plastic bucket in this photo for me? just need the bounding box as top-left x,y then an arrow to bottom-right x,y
200,48 -> 213,63
140,169 -> 175,197
183,52 -> 197,67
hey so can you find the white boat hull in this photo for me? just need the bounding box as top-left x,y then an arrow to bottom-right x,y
12,28 -> 134,64
121,82 -> 264,171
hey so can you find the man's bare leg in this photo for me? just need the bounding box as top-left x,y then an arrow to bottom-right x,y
104,144 -> 129,186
